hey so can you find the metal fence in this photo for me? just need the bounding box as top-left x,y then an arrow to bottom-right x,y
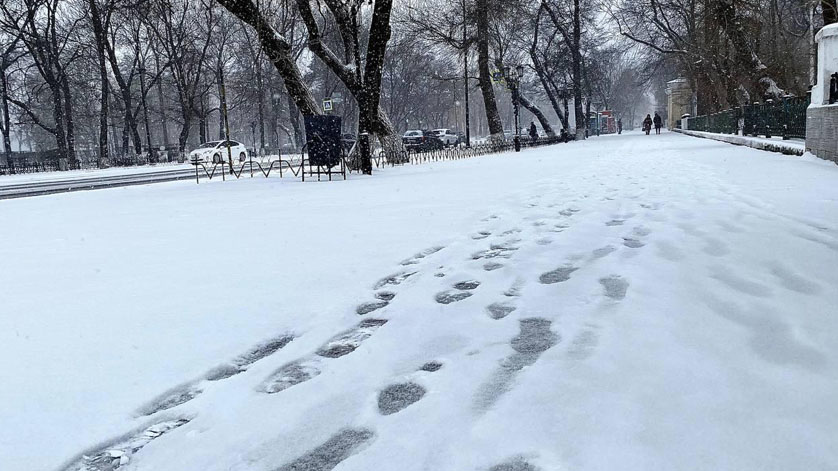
192,135 -> 571,184
684,96 -> 809,140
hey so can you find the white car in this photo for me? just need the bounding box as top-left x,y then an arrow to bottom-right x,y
189,140 -> 249,164
431,128 -> 458,146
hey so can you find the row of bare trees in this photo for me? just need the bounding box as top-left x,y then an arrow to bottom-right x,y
0,0 -> 700,174
612,0 -> 837,114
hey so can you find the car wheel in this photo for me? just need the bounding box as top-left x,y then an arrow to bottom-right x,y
239,152 -> 246,162
212,153 -> 222,164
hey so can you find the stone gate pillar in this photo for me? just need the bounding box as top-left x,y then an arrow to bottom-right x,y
806,24 -> 838,163
666,78 -> 692,129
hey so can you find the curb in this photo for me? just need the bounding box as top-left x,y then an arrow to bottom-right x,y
672,129 -> 804,156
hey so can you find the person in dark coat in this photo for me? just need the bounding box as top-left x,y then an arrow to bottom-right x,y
643,114 -> 653,135
653,112 -> 663,134
528,122 -> 538,141
617,118 -> 623,134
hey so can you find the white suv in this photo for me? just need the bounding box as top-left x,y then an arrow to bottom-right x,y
189,140 -> 249,164
431,129 -> 458,146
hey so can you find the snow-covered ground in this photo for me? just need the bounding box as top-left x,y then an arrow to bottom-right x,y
2,130 -> 837,471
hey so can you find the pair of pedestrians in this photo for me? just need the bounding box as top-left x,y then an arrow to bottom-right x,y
643,113 -> 663,135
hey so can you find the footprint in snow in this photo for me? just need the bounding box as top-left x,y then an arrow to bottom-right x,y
137,383 -> 202,416
484,262 -> 504,271
539,266 -> 578,284
61,418 -> 191,471
472,231 -> 492,240
622,238 -> 645,248
206,334 -> 295,381
317,319 -> 389,357
419,361 -> 443,372
378,382 -> 426,415
567,329 -> 599,360
356,301 -> 388,315
375,291 -> 396,301
374,271 -> 417,289
435,290 -> 472,304
605,219 -> 624,226
453,280 -> 481,290
488,457 -> 540,471
486,302 -> 516,320
274,429 -> 375,471
599,275 -> 629,300
591,245 -> 616,260
472,243 -> 518,260
400,246 -> 445,266
474,318 -> 558,411
261,320 -> 388,394
766,262 -> 822,295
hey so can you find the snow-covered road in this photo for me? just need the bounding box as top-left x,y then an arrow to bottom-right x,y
1,131 -> 836,471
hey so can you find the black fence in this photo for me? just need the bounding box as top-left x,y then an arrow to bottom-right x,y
683,95 -> 809,140
0,147 -> 192,176
190,135 -> 571,184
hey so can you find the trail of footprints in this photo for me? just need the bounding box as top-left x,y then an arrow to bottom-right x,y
67,199 -> 656,471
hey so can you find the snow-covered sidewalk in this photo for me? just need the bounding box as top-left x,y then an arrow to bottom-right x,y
674,128 -> 806,155
2,130 -> 837,471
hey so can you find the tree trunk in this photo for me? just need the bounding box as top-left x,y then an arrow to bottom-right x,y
0,67 -> 13,172
50,83 -> 69,165
155,56 -> 170,148
287,94 -> 303,149
60,74 -> 77,164
88,0 -> 109,165
255,57 -> 265,152
518,94 -> 555,137
475,0 -> 504,139
216,0 -> 319,115
572,0 -> 585,140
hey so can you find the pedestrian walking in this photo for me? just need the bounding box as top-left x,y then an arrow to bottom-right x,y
643,114 -> 653,135
653,112 -> 662,134
617,118 -> 623,135
528,122 -> 538,141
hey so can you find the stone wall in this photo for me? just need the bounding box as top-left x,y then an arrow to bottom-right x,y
805,24 -> 838,163
806,105 -> 838,163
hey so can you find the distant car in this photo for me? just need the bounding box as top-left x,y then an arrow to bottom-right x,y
189,140 -> 248,164
402,130 -> 444,152
431,128 -> 459,146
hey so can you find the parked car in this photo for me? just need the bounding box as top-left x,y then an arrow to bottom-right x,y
431,128 -> 459,146
402,130 -> 444,152
189,140 -> 249,164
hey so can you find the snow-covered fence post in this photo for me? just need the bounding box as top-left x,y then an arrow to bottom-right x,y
805,23 -> 838,163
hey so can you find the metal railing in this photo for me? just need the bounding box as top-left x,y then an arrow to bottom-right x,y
685,95 -> 809,140
191,135 -> 569,184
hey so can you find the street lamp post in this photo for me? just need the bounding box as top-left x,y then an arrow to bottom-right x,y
504,64 -> 525,152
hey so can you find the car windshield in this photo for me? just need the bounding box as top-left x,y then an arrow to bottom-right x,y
404,131 -> 422,137
196,141 -> 221,149
432,129 -> 445,134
